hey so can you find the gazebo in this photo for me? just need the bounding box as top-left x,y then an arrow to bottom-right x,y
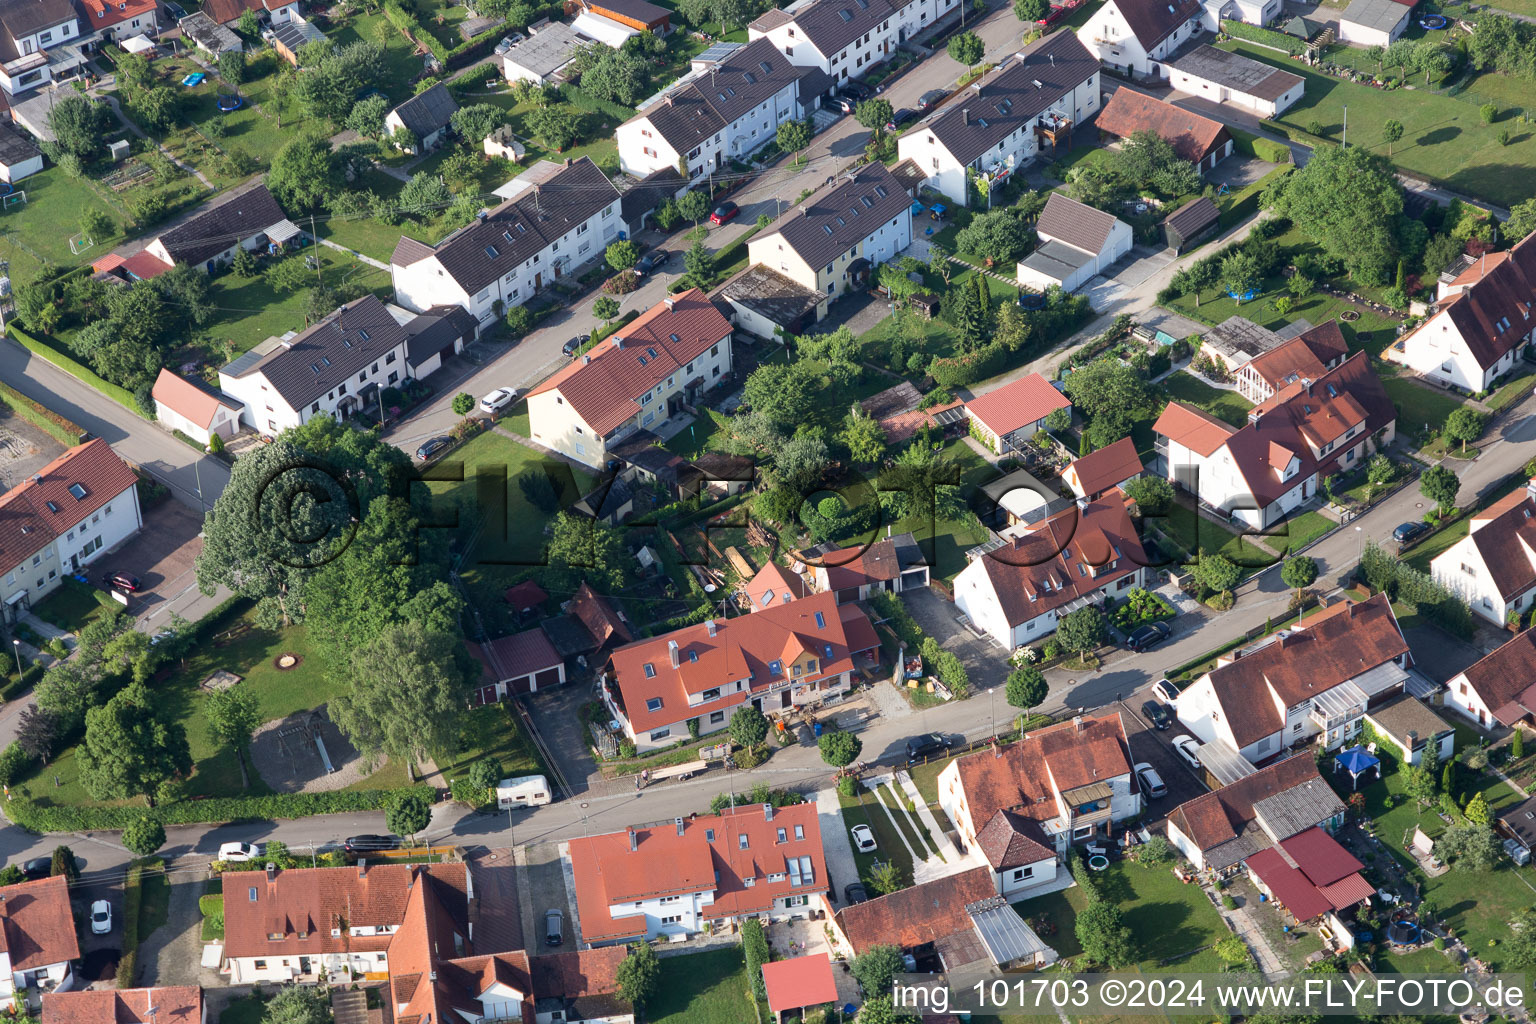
1334,746 -> 1381,790
762,954 -> 839,1024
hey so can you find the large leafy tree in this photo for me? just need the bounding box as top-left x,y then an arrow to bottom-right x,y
123,816 -> 166,857
743,360 -> 823,429
1076,900 -> 1135,967
1057,606 -> 1106,653
615,941 -> 661,1007
1420,463 -> 1460,515
262,986 -> 332,1024
728,705 -> 769,749
1265,143 -> 1403,286
77,682 -> 192,806
947,31 -> 983,68
205,684 -> 261,762
954,210 -> 1032,263
46,94 -> 113,160
332,621 -> 472,771
268,133 -> 342,213
851,945 -> 905,997
546,512 -> 627,590
1006,664 -> 1047,715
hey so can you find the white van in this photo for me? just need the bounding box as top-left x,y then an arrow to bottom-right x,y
497,774 -> 552,809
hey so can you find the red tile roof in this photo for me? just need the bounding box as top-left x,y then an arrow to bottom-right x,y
42,987 -> 202,1024
569,582 -> 633,648
1095,89 -> 1231,165
763,954 -> 839,1014
504,580 -> 549,612
839,601 -> 880,655
1243,320 -> 1348,394
203,0 -> 294,23
470,627 -> 562,683
965,373 -> 1071,439
1406,232 -> 1536,371
0,439 -> 138,573
78,0 -> 157,28
152,368 -> 240,429
1152,401 -> 1234,456
975,809 -> 1054,870
1064,437 -> 1143,498
120,250 -> 174,280
835,866 -> 995,955
527,289 -> 732,437
1279,827 -> 1363,887
1316,872 -> 1375,910
1456,630 -> 1536,726
530,948 -> 631,1019
821,537 -> 901,590
0,875 -> 81,971
569,803 -> 827,943
1166,753 -> 1327,854
1245,847 -> 1333,921
951,714 -> 1134,832
743,562 -> 810,611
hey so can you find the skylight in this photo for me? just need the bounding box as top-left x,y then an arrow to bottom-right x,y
815,610 -> 826,629
68,483 -> 87,500
874,185 -> 888,197
503,230 -> 515,242
759,60 -> 772,73
485,245 -> 500,258
321,356 -> 332,367
743,71 -> 756,83
44,500 -> 57,513
359,329 -> 370,341
823,224 -> 834,235
838,8 -> 853,19
647,347 -> 658,358
861,196 -> 874,208
669,333 -> 680,342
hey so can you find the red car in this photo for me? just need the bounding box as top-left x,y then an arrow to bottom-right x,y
709,201 -> 740,226
1036,4 -> 1067,24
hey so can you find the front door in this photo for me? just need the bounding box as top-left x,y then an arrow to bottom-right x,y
534,271 -> 542,289
780,689 -> 792,709
299,957 -> 311,976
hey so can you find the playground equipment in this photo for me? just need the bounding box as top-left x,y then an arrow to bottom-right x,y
217,91 -> 243,111
181,71 -> 205,86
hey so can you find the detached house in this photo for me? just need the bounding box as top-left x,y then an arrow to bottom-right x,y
0,0 -> 82,96
151,368 -> 243,447
526,290 -> 733,469
808,532 -> 930,603
1431,477 -> 1536,627
1094,88 -> 1232,173
748,0 -> 898,82
0,875 -> 81,1013
616,37 -> 821,183
385,83 -> 459,155
392,157 -> 626,330
568,803 -> 828,945
953,487 -> 1147,650
139,183 -> 301,275
1015,192 -> 1132,293
897,30 -> 1099,202
599,591 -> 878,751
1444,630 -> 1536,728
963,372 -> 1071,454
201,0 -> 298,27
1154,351 -> 1395,531
1075,0 -> 1207,78
938,713 -> 1140,871
1172,594 -> 1412,765
1388,234 -> 1536,393
746,160 -> 912,301
1062,436 -> 1143,502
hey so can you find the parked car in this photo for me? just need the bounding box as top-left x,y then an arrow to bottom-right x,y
163,1 -> 186,18
218,842 -> 264,863
843,882 -> 870,904
479,387 -> 518,414
1151,677 -> 1184,704
709,201 -> 740,226
841,80 -> 872,101
343,834 -> 400,853
850,824 -> 878,854
104,571 -> 141,593
918,89 -> 948,109
885,108 -> 915,131
91,900 -> 112,935
415,436 -> 452,461
837,94 -> 861,114
905,732 -> 951,764
634,249 -> 669,275
1172,734 -> 1202,770
562,334 -> 589,356
494,36 -> 515,53
1134,762 -> 1167,799
545,908 -> 564,946
1140,699 -> 1172,731
21,857 -> 51,879
1393,521 -> 1430,544
1036,4 -> 1067,24
1127,621 -> 1171,652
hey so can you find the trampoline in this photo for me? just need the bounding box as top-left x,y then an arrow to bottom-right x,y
181,72 -> 205,87
1088,855 -> 1110,871
217,92 -> 244,111
1018,291 -> 1045,309
0,182 -> 14,197
1420,14 -> 1448,28
1388,920 -> 1421,946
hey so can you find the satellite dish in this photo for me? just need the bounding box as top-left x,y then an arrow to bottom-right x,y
704,584 -> 717,593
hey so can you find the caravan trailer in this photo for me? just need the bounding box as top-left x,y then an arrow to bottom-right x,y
497,774 -> 552,809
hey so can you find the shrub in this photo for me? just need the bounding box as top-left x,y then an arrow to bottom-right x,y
1481,103 -> 1498,125
5,784 -> 436,832
837,775 -> 857,798
0,742 -> 31,787
1221,894 -> 1237,910
742,919 -> 770,998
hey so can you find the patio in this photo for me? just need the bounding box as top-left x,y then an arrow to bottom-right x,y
766,917 -> 861,1009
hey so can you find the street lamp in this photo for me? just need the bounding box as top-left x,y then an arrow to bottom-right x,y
10,639 -> 19,679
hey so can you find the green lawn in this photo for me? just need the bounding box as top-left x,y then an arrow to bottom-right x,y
1403,517 -> 1469,573
0,164 -> 129,288
328,11 -> 442,104
29,579 -> 108,634
1266,509 -> 1336,554
1161,371 -> 1254,428
432,702 -> 544,783
1149,499 -> 1279,570
200,250 -> 392,357
218,993 -> 268,1024
648,947 -> 753,1024
840,784 -> 916,892
1383,377 -> 1466,437
137,862 -> 172,945
1487,371 -> 1536,413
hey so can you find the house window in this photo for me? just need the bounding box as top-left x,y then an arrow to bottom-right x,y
794,824 -> 804,839
248,888 -> 258,902
769,659 -> 783,676
738,834 -> 750,850
254,960 -> 268,970
777,828 -> 787,843
1011,865 -> 1034,881
649,728 -> 671,741
646,697 -> 663,712
644,663 -> 656,678
709,710 -> 725,724
702,687 -> 720,701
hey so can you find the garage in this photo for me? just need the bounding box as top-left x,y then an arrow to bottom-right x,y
1016,194 -> 1133,294
468,629 -> 567,701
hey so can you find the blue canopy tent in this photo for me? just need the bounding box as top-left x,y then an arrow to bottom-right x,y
910,200 -> 925,216
1335,746 -> 1380,790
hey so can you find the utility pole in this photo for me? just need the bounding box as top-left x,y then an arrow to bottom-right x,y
1342,104 -> 1348,147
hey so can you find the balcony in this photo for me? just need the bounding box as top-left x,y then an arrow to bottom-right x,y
1308,681 -> 1367,732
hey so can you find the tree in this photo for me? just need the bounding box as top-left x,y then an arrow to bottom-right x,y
268,133 -> 341,213
955,210 -> 1032,263
857,997 -> 920,1024
262,985 -> 331,1024
855,98 -> 894,135
1437,821 -> 1499,870
398,171 -> 452,218
947,31 -> 984,69
1139,834 -> 1172,864
1465,790 -> 1492,826
743,360 -> 820,428
332,622 -> 471,771
1444,407 -> 1485,454
867,861 -> 903,895
50,845 -> 79,882
1006,665 -> 1047,717
15,704 -> 58,762
1382,118 -> 1404,156
525,107 -> 580,151
777,118 -> 811,164
684,239 -> 714,286
677,189 -> 709,226
1014,0 -> 1048,20
79,208 -> 113,249
346,94 -> 390,138
616,941 -> 661,1007
1281,555 -> 1318,602
1516,728 -> 1526,761
1221,250 -> 1261,300
1506,198 -> 1536,243
819,728 -> 862,767
122,816 -> 166,857
1057,606 -> 1106,654
729,704 -> 769,750
1076,900 -> 1135,967
593,295 -> 620,322
1062,358 -> 1152,422
1420,463 -> 1460,514
77,682 -> 191,805
852,945 -> 905,999
386,791 -> 432,842
1265,143 -> 1403,286
1125,475 -> 1174,515
236,7 -> 260,37
605,240 -> 639,273
518,470 -> 559,512
47,94 -> 111,160
546,512 -> 626,590
451,392 -> 476,416
205,684 -> 260,758
842,411 -> 887,464
217,47 -> 245,85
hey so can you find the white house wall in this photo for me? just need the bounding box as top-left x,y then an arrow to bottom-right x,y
1168,67 -> 1303,117
1077,2 -> 1202,76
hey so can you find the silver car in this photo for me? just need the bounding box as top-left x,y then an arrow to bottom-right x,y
1172,734 -> 1202,770
1134,762 -> 1167,799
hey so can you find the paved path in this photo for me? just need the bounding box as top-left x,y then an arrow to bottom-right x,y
317,235 -> 389,270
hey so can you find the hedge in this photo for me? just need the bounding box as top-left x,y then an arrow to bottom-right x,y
557,83 -> 634,126
1220,19 -> 1305,55
6,783 -> 438,833
382,2 -> 504,70
1227,125 -> 1291,165
8,325 -> 140,414
0,381 -> 87,446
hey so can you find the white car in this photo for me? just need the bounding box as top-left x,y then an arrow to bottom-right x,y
1172,734 -> 1202,770
850,824 -> 877,854
218,842 -> 264,863
90,900 -> 111,935
479,387 -> 518,413
1134,762 -> 1167,799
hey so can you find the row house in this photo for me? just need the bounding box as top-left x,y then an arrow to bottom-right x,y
391,157 -> 626,330
1430,476 -> 1536,627
1444,629 -> 1536,729
77,0 -> 158,43
43,987 -> 203,1024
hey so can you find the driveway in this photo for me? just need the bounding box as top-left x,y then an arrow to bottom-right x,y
1120,698 -> 1209,825
814,786 -> 863,909
901,586 -> 1009,691
469,849 -> 524,952
521,685 -> 601,797
130,869 -> 205,988
520,841 -> 575,953
1402,625 -> 1487,684
105,500 -> 208,632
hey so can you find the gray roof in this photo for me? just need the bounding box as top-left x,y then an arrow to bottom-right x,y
540,614 -> 598,656
391,156 -> 622,295
404,305 -> 477,367
1202,823 -> 1273,873
178,10 -> 241,52
631,37 -> 808,154
271,17 -> 324,52
1197,738 -> 1259,787
966,897 -> 1053,966
224,294 -> 408,410
1340,0 -> 1411,31
390,82 -> 459,139
155,182 -> 287,267
620,166 -> 686,227
1162,195 -> 1220,237
721,263 -> 824,327
760,161 -> 909,271
1169,44 -> 1303,102
1202,315 -> 1285,362
585,0 -> 669,25
917,30 -> 1097,168
1251,779 -> 1346,843
978,468 -> 1072,525
1035,192 -> 1121,255
503,21 -> 583,77
780,0 -> 898,61
0,0 -> 75,59
1364,694 -> 1453,748
1018,239 -> 1093,283
1500,795 -> 1536,849
0,122 -> 39,169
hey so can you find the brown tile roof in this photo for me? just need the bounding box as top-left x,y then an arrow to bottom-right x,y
975,809 -> 1054,870
0,439 -> 139,573
1364,694 -> 1452,749
1153,401 -> 1234,456
1095,89 -> 1231,165
1457,630 -> 1536,726
965,373 -> 1071,439
835,866 -> 995,956
951,713 -> 1134,831
568,582 -> 634,648
1407,232 -> 1536,371
1065,436 -> 1143,498
0,875 -> 81,971
1162,195 -> 1220,239
530,948 -> 632,1019
469,627 -> 562,684
1243,319 -> 1349,393
42,987 -> 202,1024
820,537 -> 902,590
1107,0 -> 1203,49
203,0 -> 292,22
528,289 -> 732,438
152,368 -> 240,429
1035,192 -> 1122,255
1165,753 -> 1324,853
1465,486 -> 1536,602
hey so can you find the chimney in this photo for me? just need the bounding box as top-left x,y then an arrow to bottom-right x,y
665,297 -> 675,311
668,639 -> 680,667
628,828 -> 639,851
583,354 -> 592,364
1073,715 -> 1085,733
564,157 -> 571,167
614,335 -> 624,348
357,860 -> 366,879
675,816 -> 685,836
764,803 -> 774,821
706,618 -> 717,636
266,862 -> 278,884
962,108 -> 969,125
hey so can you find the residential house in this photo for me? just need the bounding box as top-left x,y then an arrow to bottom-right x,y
897,30 -> 1099,201
0,0 -> 82,96
808,532 -> 930,602
1094,88 -> 1233,173
975,808 -> 1060,898
385,83 -> 459,154
1499,795 -> 1536,856
0,123 -> 40,183
1338,0 -> 1412,46
1075,0 -> 1205,78
1233,321 -> 1350,404
1199,0 -> 1282,28
525,289 -> 733,469
963,372 -> 1071,454
1167,44 -> 1304,117
501,21 -> 584,85
741,561 -> 811,612
1388,233 -> 1536,393
1161,195 -> 1220,253
1015,191 -> 1132,292
1172,593 -> 1412,765
529,949 -> 634,1024
467,627 -> 566,703
598,591 -> 878,750
1063,437 -> 1143,501
151,368 -> 242,447
745,157 -> 911,301
1199,315 -> 1288,377
1432,478 -> 1536,627
1444,630 -> 1536,728
618,166 -> 686,233
568,0 -> 670,33
77,0 -> 157,42
1165,753 -> 1345,875
616,37 -> 820,183
201,0 -> 297,26
937,712 -> 1141,861
140,183 -> 300,275
953,487 -> 1147,650
217,294 -> 411,434
1362,694 -> 1455,767
0,439 -> 142,625
391,157 -> 626,329
832,867 -> 1057,970
748,0 -> 898,83
1154,351 -> 1396,530
42,987 -> 203,1024
567,803 -> 829,945
720,262 -> 828,337
888,0 -> 960,40
0,876 -> 81,1013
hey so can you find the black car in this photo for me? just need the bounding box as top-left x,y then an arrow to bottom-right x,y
104,572 -> 141,593
344,834 -> 400,853
1127,621 -> 1171,652
1140,699 -> 1172,731
906,732 -> 951,764
21,856 -> 52,879
634,250 -> 668,275
843,882 -> 870,905
884,108 -> 915,131
163,1 -> 186,17
1394,521 -> 1430,544
415,436 -> 451,462
918,88 -> 948,109
562,335 -> 589,356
